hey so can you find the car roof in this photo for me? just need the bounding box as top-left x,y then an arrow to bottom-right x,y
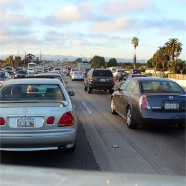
4,78 -> 61,85
128,77 -> 175,82
35,73 -> 62,77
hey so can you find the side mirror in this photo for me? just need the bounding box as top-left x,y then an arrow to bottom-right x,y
118,88 -> 123,91
68,91 -> 75,96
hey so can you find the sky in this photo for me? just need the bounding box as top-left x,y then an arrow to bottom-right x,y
0,0 -> 186,61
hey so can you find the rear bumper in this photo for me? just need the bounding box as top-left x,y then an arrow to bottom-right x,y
135,109 -> 185,125
0,129 -> 76,151
89,83 -> 114,90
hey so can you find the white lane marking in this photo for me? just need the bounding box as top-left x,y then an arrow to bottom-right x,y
82,102 -> 92,113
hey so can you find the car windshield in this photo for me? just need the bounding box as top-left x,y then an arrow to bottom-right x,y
141,81 -> 184,93
0,84 -> 65,101
93,70 -> 113,77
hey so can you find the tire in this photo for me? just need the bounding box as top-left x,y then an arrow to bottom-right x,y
126,107 -> 137,129
84,85 -> 87,91
111,99 -> 118,115
87,86 -> 92,94
109,88 -> 114,94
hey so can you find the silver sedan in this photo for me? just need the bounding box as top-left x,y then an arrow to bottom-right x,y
0,78 -> 77,152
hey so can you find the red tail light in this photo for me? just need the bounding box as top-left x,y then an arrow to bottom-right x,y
58,112 -> 74,127
139,95 -> 150,109
0,117 -> 5,125
113,77 -> 116,82
89,77 -> 93,82
46,116 -> 55,124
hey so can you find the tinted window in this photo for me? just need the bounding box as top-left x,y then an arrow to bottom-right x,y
93,70 -> 113,77
141,81 -> 184,93
0,84 -> 65,101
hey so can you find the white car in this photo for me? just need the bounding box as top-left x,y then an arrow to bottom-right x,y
0,78 -> 77,152
71,71 -> 84,81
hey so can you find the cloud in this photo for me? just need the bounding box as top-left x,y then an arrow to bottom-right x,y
42,4 -> 91,25
103,0 -> 152,15
92,17 -> 133,32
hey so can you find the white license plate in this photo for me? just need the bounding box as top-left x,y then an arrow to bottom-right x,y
100,79 -> 106,82
165,103 -> 178,109
17,117 -> 35,127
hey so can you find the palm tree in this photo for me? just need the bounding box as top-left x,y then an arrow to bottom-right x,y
165,38 -> 182,73
157,47 -> 169,75
132,37 -> 139,69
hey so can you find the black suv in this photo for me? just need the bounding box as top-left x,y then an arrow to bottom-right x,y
84,69 -> 115,94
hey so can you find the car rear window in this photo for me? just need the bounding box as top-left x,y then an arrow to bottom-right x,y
141,81 -> 184,93
132,70 -> 141,74
0,84 -> 65,101
93,70 -> 113,77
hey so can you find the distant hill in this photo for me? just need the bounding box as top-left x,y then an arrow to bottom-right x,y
1,53 -> 147,63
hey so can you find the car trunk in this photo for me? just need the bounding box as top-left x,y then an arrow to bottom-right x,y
146,94 -> 186,112
0,102 -> 68,131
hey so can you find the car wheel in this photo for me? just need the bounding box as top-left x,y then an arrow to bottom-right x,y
111,99 -> 118,115
87,86 -> 92,94
109,88 -> 114,94
126,107 -> 137,129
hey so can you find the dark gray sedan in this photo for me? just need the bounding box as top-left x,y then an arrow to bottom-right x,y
0,78 -> 77,151
111,77 -> 186,129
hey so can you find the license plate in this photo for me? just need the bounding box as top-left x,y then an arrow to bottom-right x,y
17,117 -> 35,127
165,103 -> 179,109
100,79 -> 106,82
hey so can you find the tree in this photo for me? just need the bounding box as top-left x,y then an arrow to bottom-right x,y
90,55 -> 105,68
26,53 -> 35,62
165,38 -> 182,73
132,37 -> 139,69
107,58 -> 117,67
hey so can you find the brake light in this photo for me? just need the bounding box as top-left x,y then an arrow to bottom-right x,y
0,117 -> 5,125
58,112 -> 74,127
46,116 -> 55,124
89,77 -> 93,82
139,95 -> 150,109
113,77 -> 116,82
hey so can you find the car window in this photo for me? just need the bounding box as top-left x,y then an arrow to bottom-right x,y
141,81 -> 184,93
125,80 -> 136,93
93,70 -> 113,77
0,84 -> 65,101
120,79 -> 130,91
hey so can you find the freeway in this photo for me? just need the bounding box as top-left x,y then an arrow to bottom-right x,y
1,76 -> 185,176
68,77 -> 185,175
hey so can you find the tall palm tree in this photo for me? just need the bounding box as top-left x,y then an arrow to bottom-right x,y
157,47 -> 169,75
132,37 -> 139,69
165,38 -> 182,73
165,38 -> 182,60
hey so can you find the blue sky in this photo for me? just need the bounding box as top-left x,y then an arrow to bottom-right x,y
0,0 -> 186,61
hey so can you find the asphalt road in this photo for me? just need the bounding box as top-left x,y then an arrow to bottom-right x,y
68,77 -> 185,175
0,112 -> 99,171
1,76 -> 185,176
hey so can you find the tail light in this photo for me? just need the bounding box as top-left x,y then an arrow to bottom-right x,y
58,112 -> 74,127
46,116 -> 55,124
89,77 -> 93,82
139,95 -> 150,109
112,77 -> 116,82
0,117 -> 5,125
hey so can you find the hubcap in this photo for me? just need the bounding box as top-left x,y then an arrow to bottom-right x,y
127,110 -> 131,125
